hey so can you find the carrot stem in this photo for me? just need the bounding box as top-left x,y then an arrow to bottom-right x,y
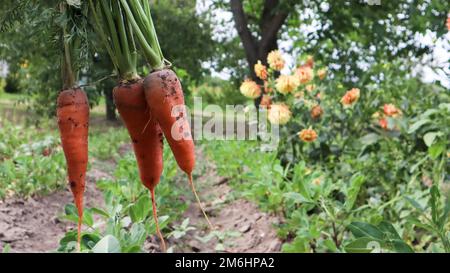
150,188 -> 167,253
188,174 -> 214,230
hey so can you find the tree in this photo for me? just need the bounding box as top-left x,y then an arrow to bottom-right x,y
229,0 -> 295,81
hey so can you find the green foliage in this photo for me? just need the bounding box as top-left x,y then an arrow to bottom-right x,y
192,77 -> 247,107
57,147 -> 188,253
0,118 -> 66,198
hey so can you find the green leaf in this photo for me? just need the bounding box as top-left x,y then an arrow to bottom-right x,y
408,119 -> 430,134
348,222 -> 384,240
404,197 -> 425,214
391,239 -> 414,253
345,237 -> 383,253
430,186 -> 440,224
345,175 -> 365,211
428,143 -> 445,160
90,207 -> 110,218
92,235 -> 121,253
378,221 -> 401,240
360,133 -> 380,146
129,195 -> 152,223
424,132 -> 439,147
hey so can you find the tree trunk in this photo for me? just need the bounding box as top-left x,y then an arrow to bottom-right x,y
103,79 -> 116,121
230,0 -> 288,107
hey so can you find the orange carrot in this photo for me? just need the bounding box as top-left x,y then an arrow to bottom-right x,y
57,88 -> 90,250
113,79 -> 166,251
143,69 -> 213,229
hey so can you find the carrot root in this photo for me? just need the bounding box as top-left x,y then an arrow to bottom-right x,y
188,174 -> 214,230
75,196 -> 83,252
151,189 -> 167,253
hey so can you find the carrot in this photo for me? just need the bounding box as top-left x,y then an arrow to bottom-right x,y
113,79 -> 166,252
57,88 -> 90,251
143,69 -> 213,230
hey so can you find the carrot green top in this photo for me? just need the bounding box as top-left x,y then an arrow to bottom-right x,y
89,0 -> 165,81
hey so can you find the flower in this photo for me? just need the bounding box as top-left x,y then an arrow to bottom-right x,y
305,84 -> 316,93
311,105 -> 323,119
240,79 -> 261,99
267,50 -> 285,71
447,16 -> 450,31
264,81 -> 273,93
379,118 -> 388,130
260,95 -> 272,109
341,88 -> 360,107
294,91 -> 305,99
254,61 -> 268,80
371,111 -> 381,119
299,128 -> 318,142
312,178 -> 322,186
306,55 -> 314,68
295,65 -> 314,84
317,68 -> 327,80
383,104 -> 402,117
268,104 -> 292,125
275,75 -> 300,94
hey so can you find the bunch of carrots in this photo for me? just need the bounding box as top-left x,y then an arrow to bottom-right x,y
57,0 -> 212,252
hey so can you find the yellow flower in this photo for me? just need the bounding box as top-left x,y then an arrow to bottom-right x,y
305,84 -> 316,93
267,50 -> 285,71
240,80 -> 261,99
254,61 -> 268,80
275,75 -> 300,94
299,128 -> 318,142
341,88 -> 360,107
295,66 -> 314,84
268,104 -> 292,125
317,68 -> 327,80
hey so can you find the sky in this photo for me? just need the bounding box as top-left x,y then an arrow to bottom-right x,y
196,0 -> 450,88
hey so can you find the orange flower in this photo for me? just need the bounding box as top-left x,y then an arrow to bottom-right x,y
276,75 -> 300,94
264,81 -> 273,93
379,118 -> 388,130
240,79 -> 261,99
447,16 -> 450,31
341,88 -> 360,107
267,50 -> 285,71
254,61 -> 268,80
383,104 -> 402,117
306,55 -> 314,68
311,105 -> 323,119
260,95 -> 272,109
299,128 -> 318,142
295,65 -> 314,84
268,103 -> 292,125
317,68 -> 327,80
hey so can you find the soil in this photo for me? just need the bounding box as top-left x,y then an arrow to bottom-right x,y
0,147 -> 282,253
149,148 -> 282,253
0,167 -> 108,253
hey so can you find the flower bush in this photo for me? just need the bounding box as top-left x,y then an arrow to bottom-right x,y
238,51 -> 450,252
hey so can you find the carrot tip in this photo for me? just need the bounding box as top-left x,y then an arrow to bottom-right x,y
188,174 -> 214,231
151,189 -> 167,253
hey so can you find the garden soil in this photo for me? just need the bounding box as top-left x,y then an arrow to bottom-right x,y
0,147 -> 282,253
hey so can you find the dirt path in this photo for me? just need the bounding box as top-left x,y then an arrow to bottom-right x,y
0,168 -> 109,253
0,146 -> 282,253
164,149 -> 282,253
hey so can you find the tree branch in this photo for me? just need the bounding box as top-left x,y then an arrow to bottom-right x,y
230,0 -> 258,65
260,0 -> 289,50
